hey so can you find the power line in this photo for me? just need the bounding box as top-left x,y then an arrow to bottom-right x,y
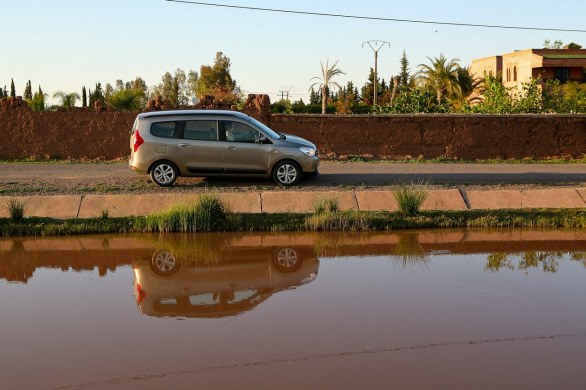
165,0 -> 586,33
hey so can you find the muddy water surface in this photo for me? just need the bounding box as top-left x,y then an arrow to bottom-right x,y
1,230 -> 585,389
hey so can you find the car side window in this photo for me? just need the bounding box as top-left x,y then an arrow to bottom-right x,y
150,122 -> 177,138
222,120 -> 260,143
183,120 -> 218,141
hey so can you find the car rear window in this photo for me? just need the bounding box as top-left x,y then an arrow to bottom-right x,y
150,122 -> 177,138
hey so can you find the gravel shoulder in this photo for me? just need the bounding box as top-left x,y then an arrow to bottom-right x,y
2,161 -> 586,196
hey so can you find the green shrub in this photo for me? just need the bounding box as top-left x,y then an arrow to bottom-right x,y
393,183 -> 429,216
136,194 -> 232,233
313,197 -> 339,215
6,199 -> 26,222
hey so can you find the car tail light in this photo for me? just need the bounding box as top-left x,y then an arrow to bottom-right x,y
133,129 -> 144,152
136,283 -> 146,303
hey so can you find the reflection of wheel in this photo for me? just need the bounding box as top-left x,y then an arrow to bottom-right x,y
150,250 -> 180,276
272,160 -> 301,186
150,160 -> 178,187
273,247 -> 302,272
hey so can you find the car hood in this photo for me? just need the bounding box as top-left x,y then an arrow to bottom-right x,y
281,134 -> 316,149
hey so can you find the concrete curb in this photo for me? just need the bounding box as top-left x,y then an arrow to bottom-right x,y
0,188 -> 585,218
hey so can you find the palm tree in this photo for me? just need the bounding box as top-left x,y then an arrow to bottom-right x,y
310,60 -> 345,114
451,66 -> 483,109
416,54 -> 461,104
52,91 -> 81,108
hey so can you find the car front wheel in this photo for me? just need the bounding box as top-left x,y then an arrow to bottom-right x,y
150,161 -> 177,187
273,160 -> 301,186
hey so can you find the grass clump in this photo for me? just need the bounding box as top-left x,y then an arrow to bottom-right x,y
6,199 -> 27,222
393,182 -> 429,216
136,194 -> 232,233
305,210 -> 371,231
313,197 -> 339,215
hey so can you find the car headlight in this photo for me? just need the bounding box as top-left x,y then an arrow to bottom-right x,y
299,146 -> 316,157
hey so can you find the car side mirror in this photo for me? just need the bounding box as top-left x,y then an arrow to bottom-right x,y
258,134 -> 268,144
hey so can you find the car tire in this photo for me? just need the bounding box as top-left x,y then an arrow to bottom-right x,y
272,247 -> 302,272
150,161 -> 178,187
272,160 -> 301,186
149,250 -> 180,276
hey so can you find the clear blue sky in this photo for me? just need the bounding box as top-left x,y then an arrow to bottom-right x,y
2,0 -> 585,104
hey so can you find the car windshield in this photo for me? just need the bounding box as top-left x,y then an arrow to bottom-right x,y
246,116 -> 281,139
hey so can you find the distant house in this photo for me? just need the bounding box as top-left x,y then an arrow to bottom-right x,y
470,43 -> 586,94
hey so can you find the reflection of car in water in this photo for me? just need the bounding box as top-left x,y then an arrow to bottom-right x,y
133,245 -> 319,318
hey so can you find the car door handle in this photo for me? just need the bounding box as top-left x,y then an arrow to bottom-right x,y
227,146 -> 237,150
179,143 -> 190,148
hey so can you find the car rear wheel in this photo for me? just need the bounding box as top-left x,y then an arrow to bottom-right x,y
150,250 -> 180,276
273,247 -> 301,272
150,161 -> 177,187
273,160 -> 301,186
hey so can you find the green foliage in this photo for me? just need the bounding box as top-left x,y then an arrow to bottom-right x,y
270,99 -> 293,114
400,50 -> 411,87
82,86 -> 87,108
310,59 -> 345,114
469,77 -> 586,114
136,194 -> 232,233
375,87 -> 449,113
10,78 -> 15,98
417,54 -> 462,104
196,52 -> 239,102
52,91 -> 80,108
23,80 -> 32,100
6,199 -> 26,222
313,197 -> 339,215
305,210 -> 370,231
393,183 -> 429,216
107,89 -> 145,111
29,89 -> 46,111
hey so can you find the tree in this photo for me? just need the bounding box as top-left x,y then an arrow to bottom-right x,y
107,89 -> 145,111
30,86 -> 47,111
52,91 -> 81,108
417,54 -> 462,104
104,83 -> 114,101
361,68 -> 389,105
23,80 -> 32,101
400,50 -> 411,87
10,79 -> 16,98
89,83 -> 104,108
452,66 -> 482,110
196,52 -> 239,101
187,70 -> 199,100
82,86 -> 87,108
543,39 -> 563,49
309,87 -> 320,105
310,59 -> 345,114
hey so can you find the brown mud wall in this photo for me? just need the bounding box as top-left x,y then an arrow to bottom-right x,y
1,107 -> 585,160
0,108 -> 135,160
269,114 -> 586,160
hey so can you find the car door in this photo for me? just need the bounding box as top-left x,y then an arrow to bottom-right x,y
176,120 -> 224,174
220,120 -> 271,174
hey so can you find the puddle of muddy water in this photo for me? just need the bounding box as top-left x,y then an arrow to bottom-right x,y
0,230 -> 585,389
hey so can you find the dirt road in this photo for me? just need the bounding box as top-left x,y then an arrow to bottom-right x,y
1,161 -> 585,195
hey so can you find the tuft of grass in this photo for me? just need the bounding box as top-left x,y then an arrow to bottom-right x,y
135,194 -> 232,233
305,210 -> 370,231
100,209 -> 110,219
313,197 -> 339,215
393,182 -> 429,216
7,199 -> 27,222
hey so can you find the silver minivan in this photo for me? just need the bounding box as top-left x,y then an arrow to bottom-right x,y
129,110 -> 319,186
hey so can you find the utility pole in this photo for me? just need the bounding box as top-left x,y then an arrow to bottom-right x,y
362,40 -> 390,106
279,86 -> 293,101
